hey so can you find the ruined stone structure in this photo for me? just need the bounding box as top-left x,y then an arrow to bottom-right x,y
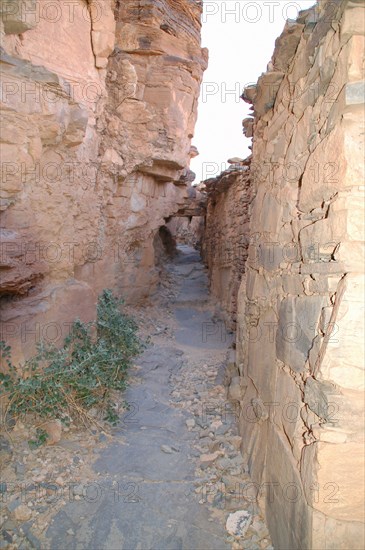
203,1 -> 365,548
0,0 -> 207,361
1,0 -> 364,548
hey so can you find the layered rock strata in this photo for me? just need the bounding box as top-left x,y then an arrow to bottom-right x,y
0,0 -> 207,361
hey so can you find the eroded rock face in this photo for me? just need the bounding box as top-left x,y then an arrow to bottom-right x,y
167,215 -> 205,249
203,1 -> 365,548
0,0 -> 207,362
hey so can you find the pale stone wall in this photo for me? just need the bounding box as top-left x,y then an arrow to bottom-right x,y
239,2 -> 365,547
202,164 -> 251,325
204,1 -> 365,547
0,0 -> 207,362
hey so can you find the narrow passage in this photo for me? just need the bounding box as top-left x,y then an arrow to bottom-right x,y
46,246 -> 271,550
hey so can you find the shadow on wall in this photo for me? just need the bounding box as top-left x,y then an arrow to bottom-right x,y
153,226 -> 178,265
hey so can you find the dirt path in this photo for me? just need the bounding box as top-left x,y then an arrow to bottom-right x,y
2,246 -> 272,549
45,246 -> 234,549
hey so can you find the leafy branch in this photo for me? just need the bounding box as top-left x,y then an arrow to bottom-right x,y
0,290 -> 143,430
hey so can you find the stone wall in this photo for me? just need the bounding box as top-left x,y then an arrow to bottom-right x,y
0,0 -> 207,362
202,162 -> 251,325
204,1 -> 365,548
166,183 -> 206,248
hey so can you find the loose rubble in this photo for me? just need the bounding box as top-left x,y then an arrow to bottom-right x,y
168,351 -> 273,550
0,422 -> 115,549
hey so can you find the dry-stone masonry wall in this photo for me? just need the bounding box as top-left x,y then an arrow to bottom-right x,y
202,162 -> 251,326
204,1 -> 364,548
0,0 -> 207,362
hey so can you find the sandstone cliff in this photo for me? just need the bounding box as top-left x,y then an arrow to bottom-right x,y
0,0 -> 207,362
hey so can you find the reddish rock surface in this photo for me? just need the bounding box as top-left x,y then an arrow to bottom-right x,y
0,0 -> 207,362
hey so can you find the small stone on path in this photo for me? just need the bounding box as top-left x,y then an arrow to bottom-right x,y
226,510 -> 252,537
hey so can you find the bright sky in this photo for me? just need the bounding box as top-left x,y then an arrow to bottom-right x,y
191,0 -> 316,183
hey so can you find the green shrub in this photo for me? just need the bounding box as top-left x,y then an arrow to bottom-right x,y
0,290 -> 143,429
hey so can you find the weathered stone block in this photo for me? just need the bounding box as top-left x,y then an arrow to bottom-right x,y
312,508 -> 365,550
345,80 -> 365,105
303,440 -> 365,522
242,117 -> 254,138
246,269 -> 269,302
334,240 -> 365,272
92,30 -> 115,58
348,35 -> 365,82
247,308 -> 279,402
304,377 -> 339,422
89,0 -> 115,33
238,384 -> 269,485
276,296 -> 326,372
259,192 -> 283,236
256,243 -> 283,272
1,0 -> 38,34
299,126 -> 347,212
228,376 -> 246,402
95,57 -> 108,69
272,367 -> 304,458
282,275 -> 304,296
300,262 -> 345,275
300,218 -> 340,263
331,191 -> 365,241
265,427 -> 311,550
254,71 -> 285,117
341,6 -> 365,43
241,84 -> 257,104
319,275 -> 365,390
272,20 -> 304,72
